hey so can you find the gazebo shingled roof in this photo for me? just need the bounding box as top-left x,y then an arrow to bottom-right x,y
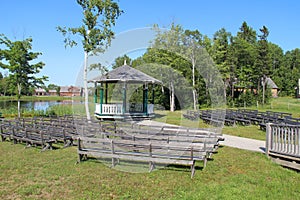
89,64 -> 162,84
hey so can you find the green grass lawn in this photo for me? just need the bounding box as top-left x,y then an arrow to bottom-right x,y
153,97 -> 300,141
1,142 -> 299,199
243,96 -> 300,117
154,110 -> 267,141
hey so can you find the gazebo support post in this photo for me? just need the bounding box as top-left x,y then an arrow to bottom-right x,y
152,84 -> 155,104
122,82 -> 127,114
94,82 -> 98,103
143,84 -> 148,115
105,82 -> 108,104
100,83 -> 104,114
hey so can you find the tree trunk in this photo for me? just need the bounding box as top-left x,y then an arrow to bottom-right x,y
170,81 -> 175,112
84,51 -> 91,121
192,62 -> 197,111
17,84 -> 21,119
192,89 -> 197,110
262,81 -> 265,106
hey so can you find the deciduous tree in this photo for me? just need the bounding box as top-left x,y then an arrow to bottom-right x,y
0,34 -> 48,118
57,0 -> 122,120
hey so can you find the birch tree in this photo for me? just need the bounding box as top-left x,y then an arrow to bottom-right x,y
152,24 -> 185,111
183,30 -> 204,110
57,0 -> 122,120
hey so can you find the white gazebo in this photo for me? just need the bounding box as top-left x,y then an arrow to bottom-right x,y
89,63 -> 162,120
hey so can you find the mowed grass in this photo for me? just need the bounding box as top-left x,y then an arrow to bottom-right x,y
154,110 -> 266,141
154,97 -> 300,141
0,142 -> 300,199
241,96 -> 300,118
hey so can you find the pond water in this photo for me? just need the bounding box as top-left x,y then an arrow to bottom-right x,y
0,100 -> 79,111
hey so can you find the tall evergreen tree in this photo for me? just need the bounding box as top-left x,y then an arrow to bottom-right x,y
255,26 -> 271,105
268,42 -> 284,94
211,28 -> 232,88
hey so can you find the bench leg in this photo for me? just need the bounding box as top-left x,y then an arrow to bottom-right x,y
78,153 -> 85,163
203,157 -> 207,169
191,160 -> 196,178
63,139 -> 73,148
149,161 -> 155,172
112,158 -> 116,167
41,143 -> 52,152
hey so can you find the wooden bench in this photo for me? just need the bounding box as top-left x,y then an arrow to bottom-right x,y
183,110 -> 200,121
78,136 -> 208,178
99,129 -> 218,159
118,123 -> 224,143
16,117 -> 78,147
0,120 -> 14,141
11,126 -> 56,151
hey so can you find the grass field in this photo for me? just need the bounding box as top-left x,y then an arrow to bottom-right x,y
154,97 -> 300,141
0,141 -> 300,199
154,110 -> 267,141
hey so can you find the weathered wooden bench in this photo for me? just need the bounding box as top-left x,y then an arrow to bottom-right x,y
98,129 -> 218,159
183,110 -> 200,121
12,126 -> 56,151
234,118 -> 251,126
15,117 -> 78,147
78,136 -> 208,178
0,120 -> 14,141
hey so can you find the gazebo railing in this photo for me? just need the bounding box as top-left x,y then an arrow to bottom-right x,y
102,104 -> 123,115
95,103 -> 154,115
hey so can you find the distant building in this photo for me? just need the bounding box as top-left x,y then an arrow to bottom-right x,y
59,86 -> 82,97
34,88 -> 47,96
265,77 -> 279,98
233,77 -> 279,98
48,89 -> 58,96
296,79 -> 300,98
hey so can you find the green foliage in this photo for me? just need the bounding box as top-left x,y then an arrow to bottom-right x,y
234,90 -> 257,107
57,0 -> 122,120
135,63 -> 193,110
47,84 -> 60,95
57,0 -> 123,54
0,35 -> 48,98
0,34 -> 48,117
112,54 -> 132,69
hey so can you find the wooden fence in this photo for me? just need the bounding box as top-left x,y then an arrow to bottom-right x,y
266,123 -> 300,170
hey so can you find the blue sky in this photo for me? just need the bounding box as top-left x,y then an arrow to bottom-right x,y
0,0 -> 299,86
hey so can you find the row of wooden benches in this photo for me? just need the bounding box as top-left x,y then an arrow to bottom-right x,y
0,116 -> 86,150
0,116 -> 223,177
184,109 -> 300,129
77,121 -> 224,178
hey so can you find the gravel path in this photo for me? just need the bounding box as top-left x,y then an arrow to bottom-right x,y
138,120 -> 266,153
